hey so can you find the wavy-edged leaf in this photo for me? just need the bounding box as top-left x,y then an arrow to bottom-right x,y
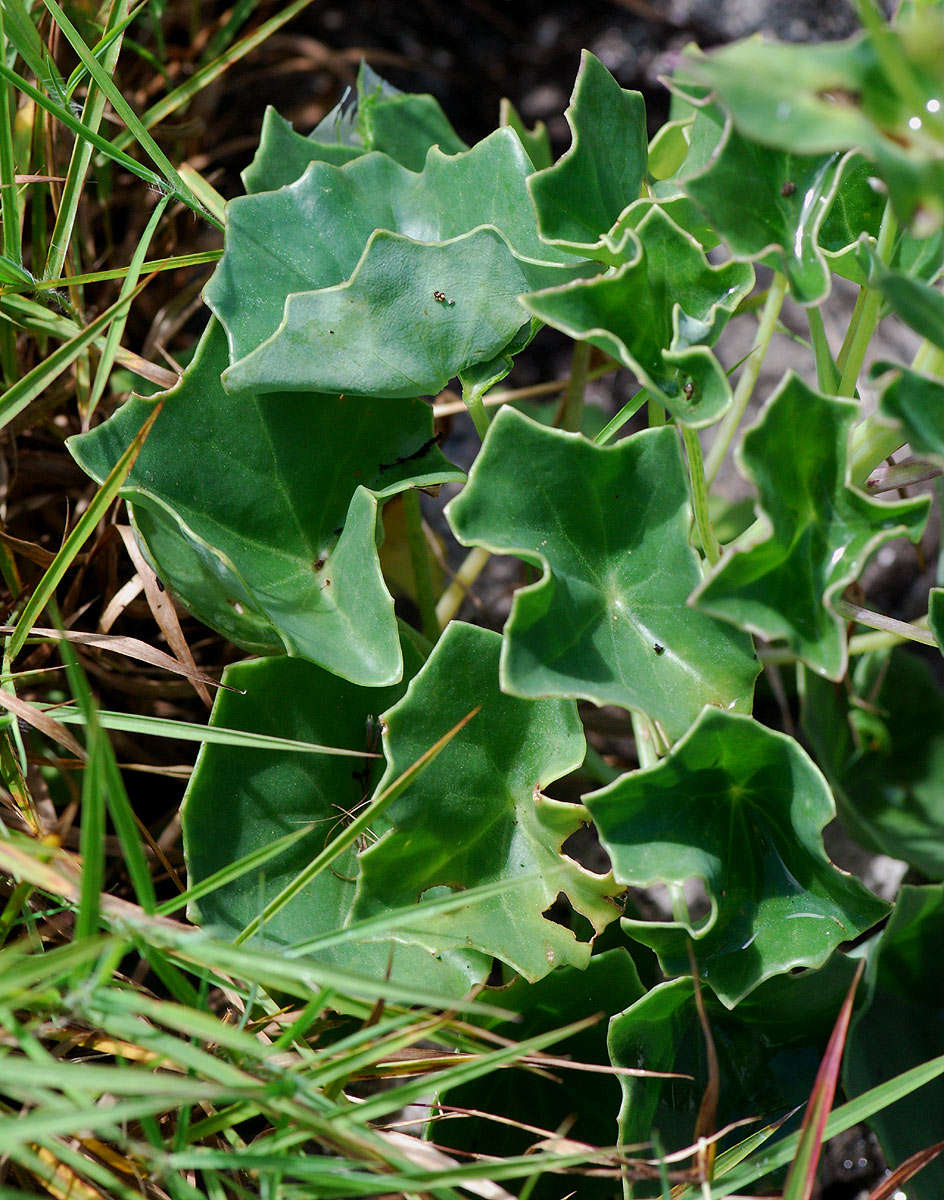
585,708 -> 888,1007
876,360 -> 944,462
207,127 -> 578,384
694,373 -> 929,681
801,648 -> 944,881
522,205 -> 753,426
242,63 -> 466,193
222,227 -> 569,399
352,622 -> 620,982
182,649 -> 489,996
610,955 -> 859,1187
845,884 -> 944,1200
865,255 -> 944,351
528,49 -> 647,257
499,97 -> 551,171
446,408 -> 758,742
680,102 -> 847,304
821,155 -> 944,285
437,949 -> 645,1200
682,27 -> 944,226
68,319 -> 461,686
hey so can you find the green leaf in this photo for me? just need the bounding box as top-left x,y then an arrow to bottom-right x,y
446,408 -> 759,743
499,96 -> 551,171
680,103 -> 847,304
206,127 -> 579,389
182,648 -> 490,997
876,361 -> 944,460
586,708 -> 888,1007
522,204 -> 753,426
865,255 -> 944,351
682,26 -> 944,227
801,648 -> 944,881
68,319 -> 461,685
241,106 -> 361,192
437,949 -> 645,1199
222,227 -> 569,399
820,154 -> 944,285
528,49 -> 647,256
845,884 -> 944,1200
930,587 -> 944,649
352,622 -> 620,981
694,373 -> 929,681
242,63 -> 467,192
610,955 -> 858,1182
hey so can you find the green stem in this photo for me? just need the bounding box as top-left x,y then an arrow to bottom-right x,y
463,385 -> 491,440
706,271 -> 788,485
647,397 -> 666,426
435,545 -> 490,628
682,425 -> 720,565
832,597 -> 936,647
630,710 -> 662,768
837,203 -> 897,399
401,488 -> 439,643
560,339 -> 590,431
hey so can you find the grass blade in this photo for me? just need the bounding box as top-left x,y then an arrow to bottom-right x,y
7,398 -> 162,661
44,0 -> 128,281
0,276 -> 150,431
235,706 -> 481,944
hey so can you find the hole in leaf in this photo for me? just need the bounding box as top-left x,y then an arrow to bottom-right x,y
541,891 -> 594,943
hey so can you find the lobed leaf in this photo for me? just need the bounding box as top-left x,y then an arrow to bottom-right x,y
585,708 -> 888,1007
446,408 -> 759,742
352,622 -> 620,982
528,49 -> 647,257
522,204 -> 753,425
206,127 -> 580,392
181,648 -> 490,996
69,319 -> 461,685
242,62 -> 467,192
694,373 -> 929,681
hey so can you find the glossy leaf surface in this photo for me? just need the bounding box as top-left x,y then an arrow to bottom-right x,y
681,104 -> 846,304
528,50 -> 647,256
242,63 -> 466,192
695,374 -> 929,680
437,949 -> 645,1199
610,955 -> 858,1182
801,649 -> 944,881
446,409 -> 759,742
586,708 -> 888,1007
69,320 -> 461,685
523,205 -> 754,426
352,622 -> 620,981
182,650 -> 489,996
846,885 -> 944,1200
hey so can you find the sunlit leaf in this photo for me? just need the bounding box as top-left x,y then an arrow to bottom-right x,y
446,408 -> 759,742
528,49 -> 647,257
69,319 -> 461,685
182,648 -> 490,995
352,622 -> 620,981
522,205 -> 753,425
